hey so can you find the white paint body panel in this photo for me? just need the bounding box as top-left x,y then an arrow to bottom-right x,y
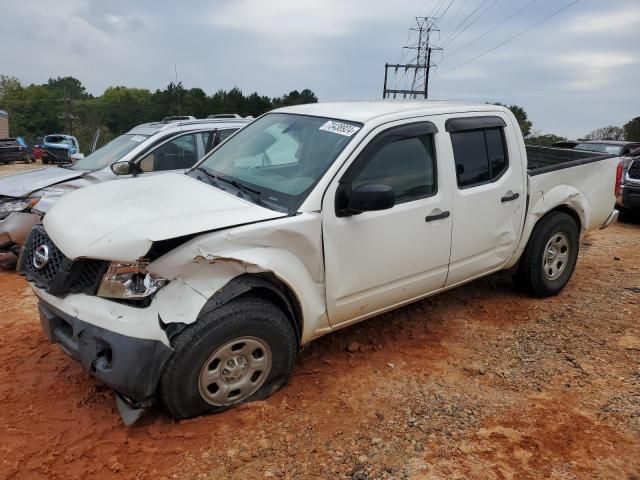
31,101 -> 618,348
43,173 -> 286,261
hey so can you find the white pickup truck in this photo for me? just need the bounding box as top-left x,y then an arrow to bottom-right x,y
18,101 -> 621,424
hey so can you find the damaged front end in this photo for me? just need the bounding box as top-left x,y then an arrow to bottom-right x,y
37,299 -> 173,425
0,212 -> 40,269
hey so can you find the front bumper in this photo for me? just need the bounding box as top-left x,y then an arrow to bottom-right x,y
38,298 -> 173,404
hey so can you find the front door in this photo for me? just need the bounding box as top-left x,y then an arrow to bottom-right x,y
322,120 -> 453,326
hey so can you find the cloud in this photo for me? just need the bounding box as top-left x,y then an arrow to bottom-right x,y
208,0 -> 416,38
552,52 -> 638,91
569,6 -> 640,34
0,0 -> 638,139
75,2 -> 145,34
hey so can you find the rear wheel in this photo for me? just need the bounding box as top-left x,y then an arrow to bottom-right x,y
514,211 -> 580,297
159,296 -> 297,419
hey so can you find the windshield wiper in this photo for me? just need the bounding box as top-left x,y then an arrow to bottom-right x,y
215,175 -> 262,195
195,168 -> 270,209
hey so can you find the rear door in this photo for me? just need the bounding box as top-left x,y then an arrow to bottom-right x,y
444,114 -> 526,286
322,120 -> 453,326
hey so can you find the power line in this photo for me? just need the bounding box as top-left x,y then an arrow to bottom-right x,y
435,0 -> 458,25
427,0 -> 448,18
440,0 -> 493,46
440,0 -> 581,74
443,0 -> 538,60
441,0 -> 500,49
439,0 -> 474,33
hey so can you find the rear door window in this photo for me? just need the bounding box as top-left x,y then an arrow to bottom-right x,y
450,127 -> 508,188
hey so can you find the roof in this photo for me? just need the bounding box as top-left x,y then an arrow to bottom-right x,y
0,110 -> 8,118
275,100 -> 506,123
128,118 -> 251,136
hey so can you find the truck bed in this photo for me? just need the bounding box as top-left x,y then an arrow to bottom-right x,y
526,145 -> 613,176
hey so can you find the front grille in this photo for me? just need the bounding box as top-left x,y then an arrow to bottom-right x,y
19,225 -> 108,297
629,160 -> 640,180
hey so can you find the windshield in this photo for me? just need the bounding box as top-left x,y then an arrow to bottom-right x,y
44,135 -> 73,145
575,143 -> 624,155
73,134 -> 149,171
191,113 -> 362,211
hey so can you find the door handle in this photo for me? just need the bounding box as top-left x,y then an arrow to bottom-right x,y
425,210 -> 450,222
501,192 -> 520,203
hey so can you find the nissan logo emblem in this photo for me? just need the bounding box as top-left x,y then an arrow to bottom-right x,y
33,245 -> 50,270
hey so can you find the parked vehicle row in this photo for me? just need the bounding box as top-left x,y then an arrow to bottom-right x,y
0,138 -> 31,164
0,118 -> 250,269
15,101 -> 622,424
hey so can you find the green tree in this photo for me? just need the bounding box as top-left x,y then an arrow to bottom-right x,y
100,86 -> 155,133
526,133 -> 568,146
584,126 -> 625,141
0,75 -> 22,98
46,76 -> 90,99
623,117 -> 640,141
492,103 -> 532,137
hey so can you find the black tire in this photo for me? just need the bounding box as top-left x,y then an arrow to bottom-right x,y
42,158 -> 49,165
159,295 -> 297,419
514,211 -> 580,298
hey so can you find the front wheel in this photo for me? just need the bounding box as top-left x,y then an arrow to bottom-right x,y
514,211 -> 580,297
159,296 -> 297,419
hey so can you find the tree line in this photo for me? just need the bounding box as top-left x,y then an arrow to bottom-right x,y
1,74 -> 638,152
491,102 -> 640,146
0,75 -> 318,151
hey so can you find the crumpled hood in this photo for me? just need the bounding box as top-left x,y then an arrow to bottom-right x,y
0,167 -> 84,197
44,173 -> 286,261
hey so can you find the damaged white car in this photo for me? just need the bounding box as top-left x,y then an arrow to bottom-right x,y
19,101 -> 621,424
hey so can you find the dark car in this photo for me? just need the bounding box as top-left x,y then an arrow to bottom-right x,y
0,138 -> 30,164
551,140 -> 579,149
573,140 -> 640,157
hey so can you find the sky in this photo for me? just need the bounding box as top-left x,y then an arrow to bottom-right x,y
1,0 -> 639,138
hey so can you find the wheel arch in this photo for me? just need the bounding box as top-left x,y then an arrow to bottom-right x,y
197,273 -> 303,348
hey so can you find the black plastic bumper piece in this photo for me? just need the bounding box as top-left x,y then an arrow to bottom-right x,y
621,186 -> 640,210
38,299 -> 173,405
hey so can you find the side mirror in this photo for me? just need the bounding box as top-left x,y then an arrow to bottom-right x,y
111,161 -> 136,176
69,153 -> 84,162
347,184 -> 395,214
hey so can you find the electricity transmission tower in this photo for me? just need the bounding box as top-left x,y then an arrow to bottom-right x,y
383,17 -> 442,99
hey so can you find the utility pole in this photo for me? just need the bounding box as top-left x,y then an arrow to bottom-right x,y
383,17 -> 442,99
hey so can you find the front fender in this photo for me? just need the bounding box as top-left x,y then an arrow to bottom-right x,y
146,213 -> 330,345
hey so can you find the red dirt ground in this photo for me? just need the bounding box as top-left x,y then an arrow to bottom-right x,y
0,210 -> 639,479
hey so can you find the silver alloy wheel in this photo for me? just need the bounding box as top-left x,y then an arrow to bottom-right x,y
198,336 -> 272,407
542,232 -> 570,280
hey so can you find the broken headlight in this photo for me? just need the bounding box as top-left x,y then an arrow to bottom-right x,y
97,262 -> 168,300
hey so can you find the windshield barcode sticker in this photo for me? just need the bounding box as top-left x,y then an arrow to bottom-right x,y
319,121 -> 360,137
131,135 -> 146,142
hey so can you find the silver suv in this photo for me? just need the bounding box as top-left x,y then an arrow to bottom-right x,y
0,118 -> 250,268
